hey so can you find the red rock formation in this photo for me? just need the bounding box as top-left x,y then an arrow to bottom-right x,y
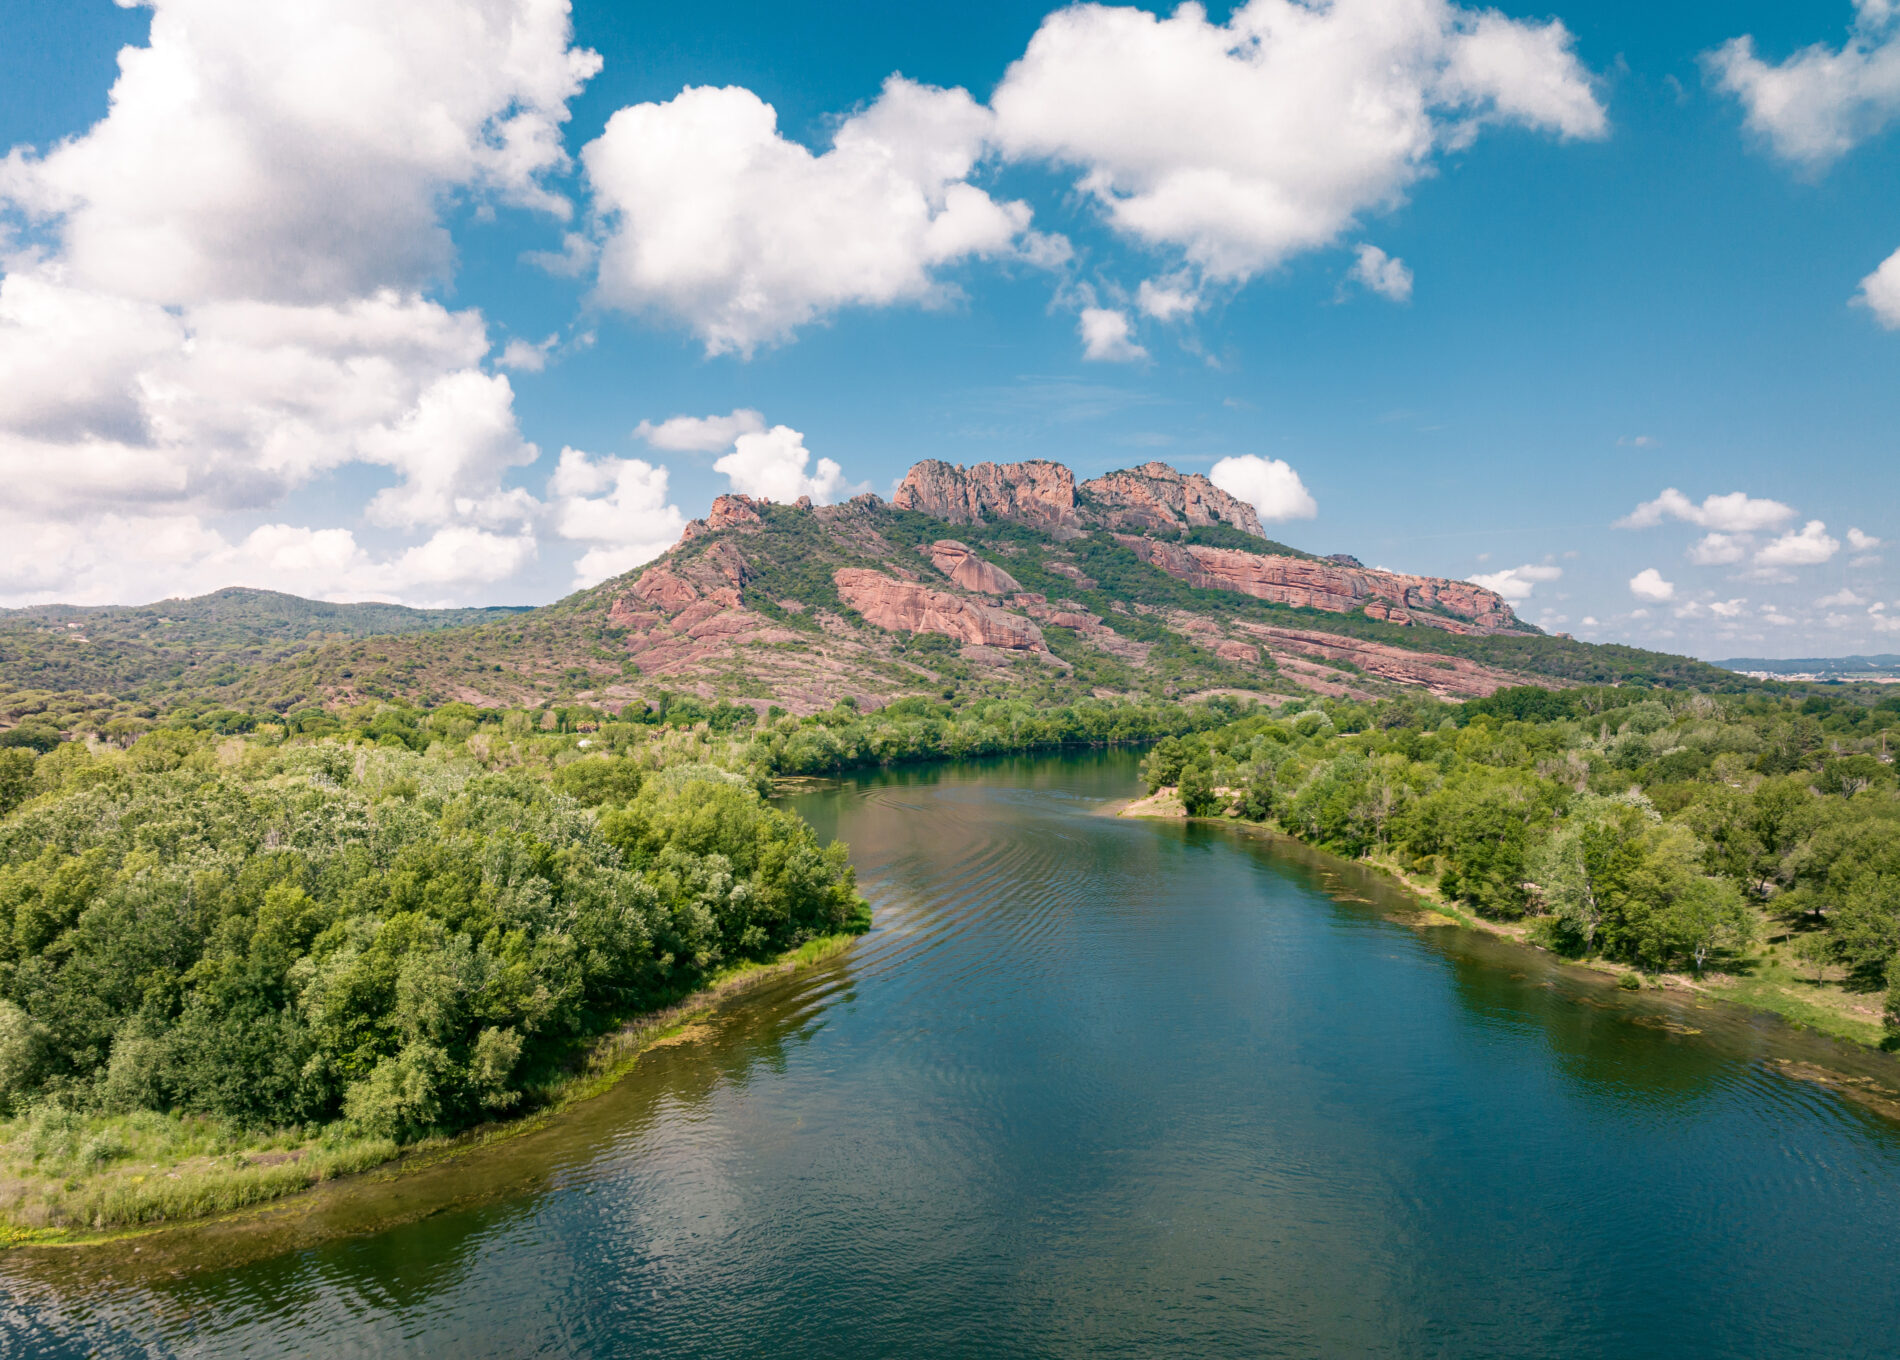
678,493 -> 765,544
925,540 -> 1022,595
892,459 -> 1081,532
833,568 -> 1045,651
1119,537 -> 1522,632
1078,462 -> 1264,536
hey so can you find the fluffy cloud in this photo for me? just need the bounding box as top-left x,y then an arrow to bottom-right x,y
1687,532 -> 1750,566
0,0 -> 600,605
990,0 -> 1604,282
1078,307 -> 1148,361
1860,249 -> 1900,327
1707,1 -> 1900,167
0,515 -> 536,607
1756,520 -> 1840,566
715,425 -> 861,504
1349,244 -> 1413,302
584,78 -> 1040,356
1849,527 -> 1884,550
0,0 -> 599,306
1209,454 -> 1318,521
1818,587 -> 1867,608
1616,487 -> 1796,532
635,408 -> 767,453
1709,597 -> 1749,618
1712,6 -> 1900,327
1136,276 -> 1200,320
548,447 -> 688,589
1468,563 -> 1561,603
1629,567 -> 1675,601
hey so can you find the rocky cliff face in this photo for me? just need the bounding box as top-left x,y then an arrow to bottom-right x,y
893,459 -> 1081,533
834,568 -> 1046,651
925,540 -> 1022,595
1120,537 -> 1523,633
1077,462 -> 1264,536
894,458 -> 1265,538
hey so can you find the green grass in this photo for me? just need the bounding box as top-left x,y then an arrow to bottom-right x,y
1702,948 -> 1889,1050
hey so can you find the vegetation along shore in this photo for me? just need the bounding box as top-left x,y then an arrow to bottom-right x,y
1126,685 -> 1900,1051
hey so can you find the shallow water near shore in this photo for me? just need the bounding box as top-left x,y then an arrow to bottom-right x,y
5,749 -> 1900,1357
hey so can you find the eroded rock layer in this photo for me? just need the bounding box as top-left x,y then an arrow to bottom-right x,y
1120,537 -> 1522,633
833,568 -> 1046,651
925,541 -> 1022,595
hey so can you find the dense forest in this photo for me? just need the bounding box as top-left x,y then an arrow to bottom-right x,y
0,710 -> 871,1229
1140,685 -> 1900,1028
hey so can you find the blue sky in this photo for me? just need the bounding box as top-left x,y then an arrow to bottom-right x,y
1,0 -> 1896,659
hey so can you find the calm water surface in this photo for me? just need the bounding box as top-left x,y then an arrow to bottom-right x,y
5,751 -> 1900,1357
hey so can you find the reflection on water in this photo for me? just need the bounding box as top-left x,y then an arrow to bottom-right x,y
6,750 -> 1900,1358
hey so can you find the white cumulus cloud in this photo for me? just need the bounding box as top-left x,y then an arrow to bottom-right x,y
1629,567 -> 1676,601
1616,487 -> 1798,533
548,447 -> 689,589
1078,307 -> 1148,362
1818,587 -> 1867,608
990,0 -> 1604,283
1859,249 -> 1900,327
1209,454 -> 1318,521
0,0 -> 600,605
1709,597 -> 1749,618
715,425 -> 862,505
583,77 -> 1040,356
1687,532 -> 1751,565
1849,527 -> 1883,550
1349,244 -> 1413,301
1756,519 -> 1840,566
1468,563 -> 1561,603
1707,1 -> 1900,167
634,408 -> 768,453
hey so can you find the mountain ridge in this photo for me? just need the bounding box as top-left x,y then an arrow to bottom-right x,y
1,461 -> 1755,735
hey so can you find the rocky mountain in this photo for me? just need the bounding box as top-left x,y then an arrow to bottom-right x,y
6,460 -> 1751,732
894,458 -> 1267,537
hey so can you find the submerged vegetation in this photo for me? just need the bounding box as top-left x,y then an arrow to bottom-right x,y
1142,685 -> 1900,1044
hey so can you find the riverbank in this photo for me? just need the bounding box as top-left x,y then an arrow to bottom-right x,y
1118,795 -> 1894,1055
0,932 -> 861,1249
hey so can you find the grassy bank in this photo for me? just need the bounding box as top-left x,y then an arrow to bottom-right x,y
1122,796 -> 1894,1056
0,931 -> 861,1247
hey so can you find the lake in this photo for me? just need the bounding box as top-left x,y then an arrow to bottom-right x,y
4,750 -> 1900,1357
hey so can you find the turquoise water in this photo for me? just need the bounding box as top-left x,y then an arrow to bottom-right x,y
5,751 -> 1900,1357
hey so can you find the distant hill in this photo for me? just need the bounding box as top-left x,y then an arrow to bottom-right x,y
2,464 -> 1755,733
0,587 -> 530,708
1715,654 -> 1900,679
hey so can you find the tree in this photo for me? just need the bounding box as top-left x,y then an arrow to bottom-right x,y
1178,759 -> 1220,816
1529,794 -> 1651,954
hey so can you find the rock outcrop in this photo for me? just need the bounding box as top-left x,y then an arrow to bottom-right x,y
1119,537 -> 1523,632
679,493 -> 766,544
892,457 -> 1265,539
833,568 -> 1046,651
893,460 -> 1082,533
925,540 -> 1022,595
1077,462 -> 1264,536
